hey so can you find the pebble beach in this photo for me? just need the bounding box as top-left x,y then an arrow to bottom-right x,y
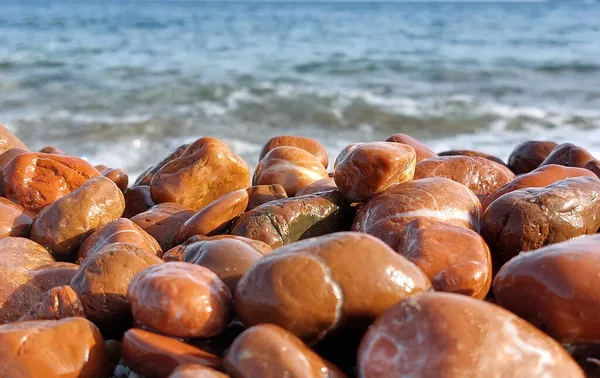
2,1 -> 600,378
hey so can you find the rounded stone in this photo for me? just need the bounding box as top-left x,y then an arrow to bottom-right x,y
357,292 -> 584,378
128,262 -> 233,338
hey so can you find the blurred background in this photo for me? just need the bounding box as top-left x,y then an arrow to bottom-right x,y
1,0 -> 599,176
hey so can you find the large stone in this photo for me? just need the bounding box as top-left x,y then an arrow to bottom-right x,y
3,152 -> 101,212
30,176 -> 125,261
0,317 -> 110,378
358,292 -> 584,378
150,137 -> 250,211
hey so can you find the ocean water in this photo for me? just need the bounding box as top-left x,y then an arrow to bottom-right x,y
1,1 -> 600,177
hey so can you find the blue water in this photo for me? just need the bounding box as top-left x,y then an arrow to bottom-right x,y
1,1 -> 599,174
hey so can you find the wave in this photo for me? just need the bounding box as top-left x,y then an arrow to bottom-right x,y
5,81 -> 600,177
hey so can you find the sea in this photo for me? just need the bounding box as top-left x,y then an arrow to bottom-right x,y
1,1 -> 599,177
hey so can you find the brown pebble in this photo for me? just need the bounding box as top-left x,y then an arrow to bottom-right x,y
259,135 -> 329,169
0,317 -> 110,378
224,324 -> 346,378
19,285 -> 85,321
39,145 -> 65,154
122,328 -> 221,378
235,232 -> 431,349
397,217 -> 491,299
0,237 -> 78,323
296,177 -> 338,196
3,152 -> 102,212
414,155 -> 515,202
540,142 -> 595,168
437,149 -> 507,167
385,133 -> 437,162
134,143 -> 190,186
176,189 -> 249,243
168,235 -> 266,293
0,148 -> 27,197
0,197 -> 32,238
70,242 -> 164,336
164,235 -> 271,263
245,184 -> 287,211
481,176 -> 600,269
584,159 -> 600,178
507,140 -> 558,175
30,176 -> 125,261
77,217 -> 162,263
100,167 -> 129,193
493,234 -> 600,344
0,148 -> 27,169
0,123 -> 28,154
482,164 -> 596,211
358,292 -> 584,378
150,137 -> 250,211
128,262 -> 232,338
123,185 -> 155,218
352,177 -> 481,251
253,146 -> 328,197
132,202 -> 195,251
334,142 -> 416,202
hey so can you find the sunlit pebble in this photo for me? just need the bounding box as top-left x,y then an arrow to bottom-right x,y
133,139 -> 141,148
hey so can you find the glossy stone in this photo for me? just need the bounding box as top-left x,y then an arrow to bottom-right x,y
165,235 -> 266,292
0,317 -> 110,378
230,191 -> 354,249
493,234 -> 600,344
507,140 -> 558,175
296,177 -> 337,196
77,218 -> 162,263
0,197 -> 32,238
122,328 -> 221,378
128,262 -> 232,338
259,135 -> 329,169
253,146 -> 328,197
99,167 -> 129,193
0,237 -> 78,323
30,176 -> 125,261
414,155 -> 515,202
245,184 -> 287,211
131,202 -> 195,251
334,142 -> 416,202
540,143 -> 595,168
70,243 -> 164,335
584,159 -> 600,178
39,146 -> 65,154
3,152 -> 101,212
352,177 -> 481,251
123,185 -> 155,218
397,218 -> 492,299
235,232 -> 431,347
0,123 -> 28,154
224,324 -> 346,378
437,149 -> 507,167
134,143 -> 190,186
358,292 -> 584,378
19,285 -> 85,321
482,164 -> 596,210
385,133 -> 437,162
150,137 -> 250,211
176,189 -> 249,243
481,176 -> 600,268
